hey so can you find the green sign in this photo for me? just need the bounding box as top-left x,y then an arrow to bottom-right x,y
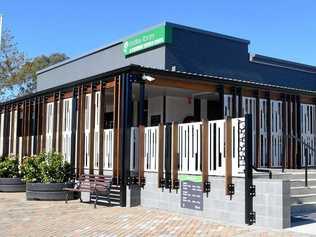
123,25 -> 172,56
179,175 -> 202,183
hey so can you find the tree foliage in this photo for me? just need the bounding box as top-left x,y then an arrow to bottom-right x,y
0,29 -> 68,101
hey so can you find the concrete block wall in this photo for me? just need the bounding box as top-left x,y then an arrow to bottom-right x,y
139,172 -> 291,229
254,178 -> 291,228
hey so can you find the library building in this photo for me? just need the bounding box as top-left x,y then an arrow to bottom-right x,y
0,22 -> 315,229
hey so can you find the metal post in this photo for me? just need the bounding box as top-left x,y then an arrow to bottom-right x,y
120,73 -> 132,207
70,88 -> 77,177
245,114 -> 256,225
138,82 -> 145,126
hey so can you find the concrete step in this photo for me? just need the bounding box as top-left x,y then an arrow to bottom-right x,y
291,202 -> 316,214
291,186 -> 316,195
290,179 -> 316,188
291,194 -> 316,205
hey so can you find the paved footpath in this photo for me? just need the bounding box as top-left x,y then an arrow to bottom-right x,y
0,193 -> 313,237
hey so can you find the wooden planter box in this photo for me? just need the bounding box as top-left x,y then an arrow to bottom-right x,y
26,182 -> 74,201
0,178 -> 26,192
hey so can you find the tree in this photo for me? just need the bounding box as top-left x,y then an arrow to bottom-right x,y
0,29 -> 26,101
0,29 -> 68,102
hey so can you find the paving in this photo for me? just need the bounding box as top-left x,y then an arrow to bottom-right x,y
0,192 -> 314,237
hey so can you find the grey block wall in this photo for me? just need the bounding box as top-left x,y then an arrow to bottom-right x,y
139,172 -> 290,229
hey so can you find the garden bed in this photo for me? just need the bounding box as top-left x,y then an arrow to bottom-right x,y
0,177 -> 26,192
26,182 -> 74,201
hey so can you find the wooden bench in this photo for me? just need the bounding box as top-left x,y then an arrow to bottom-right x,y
64,174 -> 112,208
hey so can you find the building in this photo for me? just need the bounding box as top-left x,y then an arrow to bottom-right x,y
0,22 -> 315,228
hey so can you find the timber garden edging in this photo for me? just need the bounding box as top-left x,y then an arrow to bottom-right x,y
0,178 -> 26,192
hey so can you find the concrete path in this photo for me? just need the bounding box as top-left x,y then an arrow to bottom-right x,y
0,192 -> 314,237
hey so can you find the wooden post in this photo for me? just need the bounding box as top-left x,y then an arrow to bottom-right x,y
202,119 -> 209,191
15,106 -> 20,157
76,87 -> 81,175
237,87 -> 243,117
287,95 -> 293,168
78,85 -> 86,175
58,92 -> 63,153
171,121 -> 178,187
266,92 -> 272,168
232,87 -> 237,118
113,77 -> 121,182
225,118 -> 233,195
157,123 -> 164,187
99,81 -> 105,175
217,85 -> 225,119
89,84 -> 96,174
282,94 -> 287,169
36,98 -> 42,153
2,106 -> 10,157
27,101 -> 32,156
52,94 -> 58,152
9,105 -> 14,154
70,88 -> 78,176
41,97 -> 47,153
296,95 -> 302,168
293,95 -> 297,168
32,99 -> 37,155
22,102 -> 28,157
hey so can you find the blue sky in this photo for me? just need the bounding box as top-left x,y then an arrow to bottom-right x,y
1,0 -> 316,65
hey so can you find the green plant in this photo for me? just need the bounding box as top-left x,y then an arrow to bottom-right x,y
21,152 -> 71,183
0,155 -> 20,178
20,155 -> 44,183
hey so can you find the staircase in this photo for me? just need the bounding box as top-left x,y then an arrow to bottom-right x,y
290,171 -> 316,214
90,184 -> 121,206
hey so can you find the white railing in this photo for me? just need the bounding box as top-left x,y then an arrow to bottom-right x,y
130,127 -> 139,173
62,132 -> 72,164
178,122 -> 202,174
144,126 -> 159,172
103,129 -> 114,170
232,118 -> 246,176
208,120 -> 226,176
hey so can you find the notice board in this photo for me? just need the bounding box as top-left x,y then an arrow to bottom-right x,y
180,175 -> 203,211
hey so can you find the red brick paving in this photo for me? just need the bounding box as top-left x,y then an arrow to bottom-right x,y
0,193 -> 311,237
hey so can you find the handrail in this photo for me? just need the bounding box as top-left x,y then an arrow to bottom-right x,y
287,134 -> 316,153
252,166 -> 272,179
285,134 -> 315,187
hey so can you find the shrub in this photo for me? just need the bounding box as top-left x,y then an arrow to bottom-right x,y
0,155 -> 20,178
21,152 -> 71,183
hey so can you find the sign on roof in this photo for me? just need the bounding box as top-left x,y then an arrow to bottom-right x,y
123,25 -> 172,56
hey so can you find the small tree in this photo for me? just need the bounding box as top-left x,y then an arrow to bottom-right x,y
0,29 -> 26,101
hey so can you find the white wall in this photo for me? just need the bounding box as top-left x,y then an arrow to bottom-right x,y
147,96 -> 194,125
166,96 -> 193,123
148,96 -> 164,125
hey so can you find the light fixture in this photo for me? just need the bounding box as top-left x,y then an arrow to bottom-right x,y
142,74 -> 156,82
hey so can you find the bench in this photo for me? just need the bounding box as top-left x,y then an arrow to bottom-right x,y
64,174 -> 112,208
